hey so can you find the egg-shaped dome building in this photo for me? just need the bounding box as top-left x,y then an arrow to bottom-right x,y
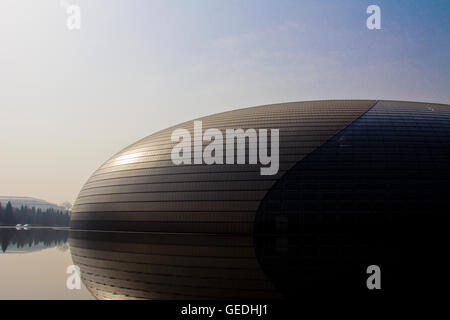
71,100 -> 378,233
70,100 -> 450,298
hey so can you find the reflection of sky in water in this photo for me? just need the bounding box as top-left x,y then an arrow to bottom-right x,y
0,228 -> 93,299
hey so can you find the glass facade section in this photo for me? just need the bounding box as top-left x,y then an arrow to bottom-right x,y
255,101 -> 450,292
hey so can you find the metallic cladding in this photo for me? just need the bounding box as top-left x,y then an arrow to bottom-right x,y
69,100 -> 450,298
71,100 -> 376,233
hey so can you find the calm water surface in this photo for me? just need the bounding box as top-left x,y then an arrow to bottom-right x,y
3,224 -> 431,299
0,227 -> 93,299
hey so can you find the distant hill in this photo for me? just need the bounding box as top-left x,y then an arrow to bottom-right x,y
0,196 -> 67,212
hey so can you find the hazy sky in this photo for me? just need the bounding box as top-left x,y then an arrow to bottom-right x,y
0,0 -> 449,204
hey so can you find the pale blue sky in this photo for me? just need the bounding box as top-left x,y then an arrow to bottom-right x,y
0,0 -> 449,204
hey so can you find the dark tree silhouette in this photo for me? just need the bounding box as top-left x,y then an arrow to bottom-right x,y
0,228 -> 68,253
4,201 -> 13,225
0,201 -> 70,226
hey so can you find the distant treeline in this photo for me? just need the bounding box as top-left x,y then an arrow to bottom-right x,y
0,201 -> 70,226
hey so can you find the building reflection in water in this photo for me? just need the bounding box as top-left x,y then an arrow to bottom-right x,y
69,209 -> 448,300
69,230 -> 282,300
